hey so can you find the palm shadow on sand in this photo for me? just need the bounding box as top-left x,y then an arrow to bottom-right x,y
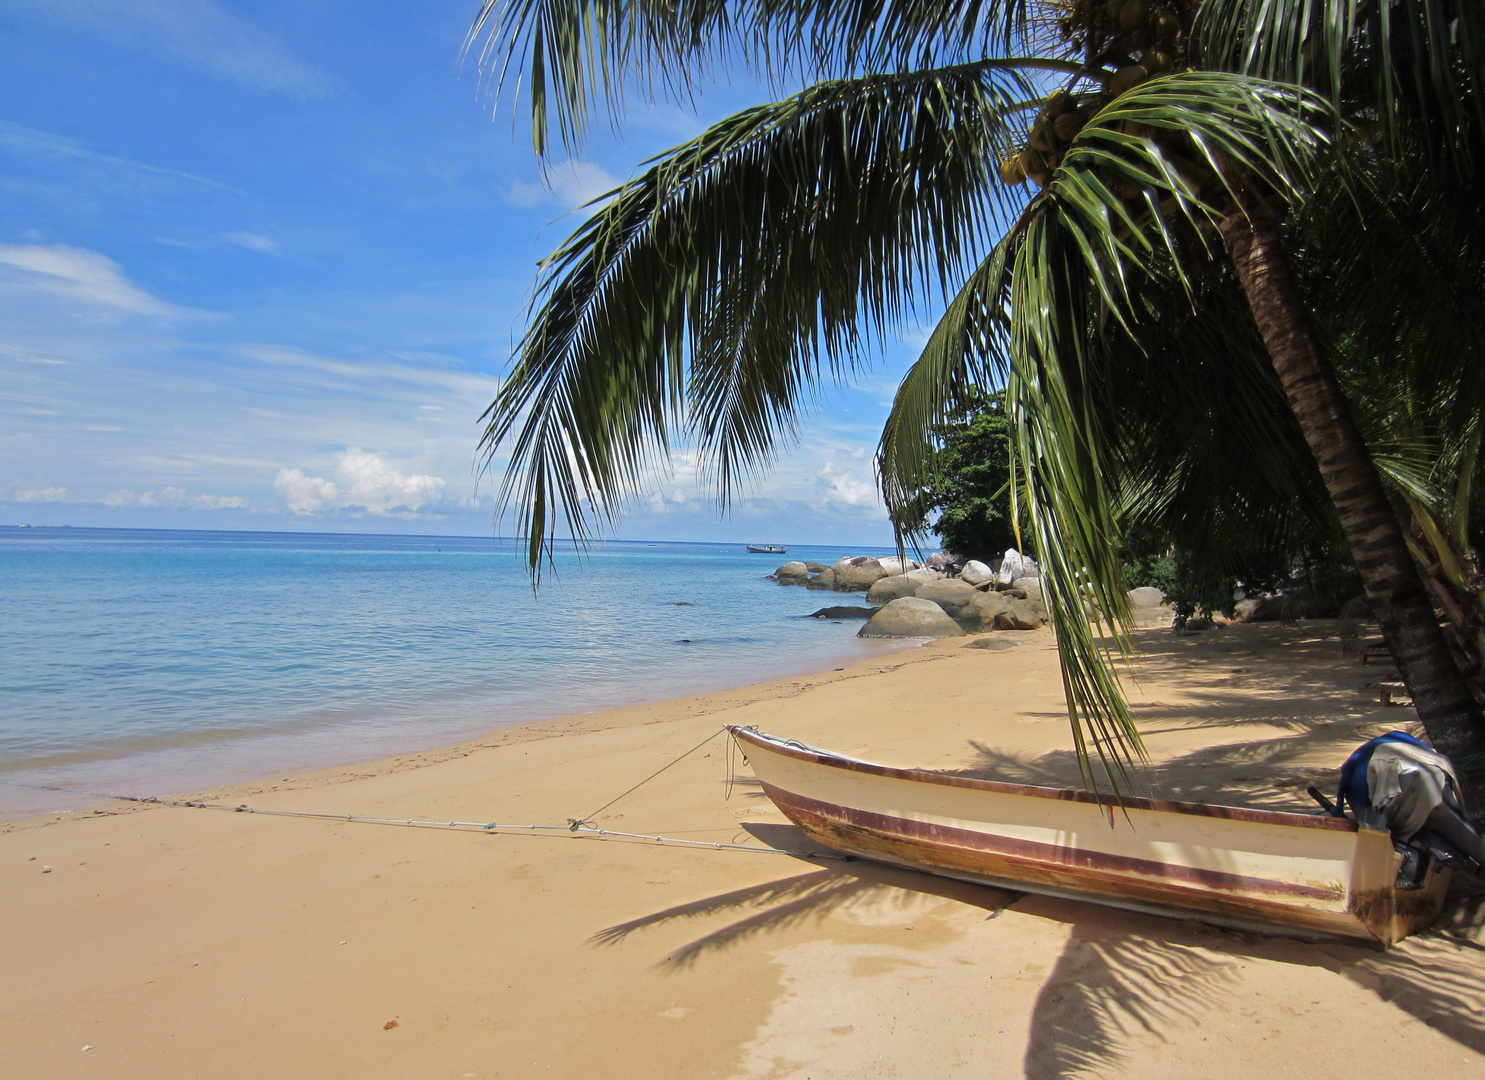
591,823 -> 1485,1077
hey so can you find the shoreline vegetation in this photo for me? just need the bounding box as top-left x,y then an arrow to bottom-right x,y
6,619 -> 1483,1076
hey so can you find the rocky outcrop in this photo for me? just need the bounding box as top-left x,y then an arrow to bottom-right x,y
924,552 -> 959,572
806,568 -> 837,590
775,561 -> 809,582
913,579 -> 980,615
996,549 -> 1039,584
955,591 -> 1045,630
1012,577 -> 1043,604
1129,586 -> 1166,608
959,559 -> 996,587
992,596 -> 1044,630
832,556 -> 889,591
858,597 -> 965,639
866,567 -> 941,604
803,562 -> 830,574
808,606 -> 876,620
876,556 -> 918,576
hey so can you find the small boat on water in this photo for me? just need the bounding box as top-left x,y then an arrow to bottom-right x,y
730,726 -> 1451,946
746,544 -> 789,554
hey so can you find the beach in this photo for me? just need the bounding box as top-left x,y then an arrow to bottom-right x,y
5,621 -> 1484,1079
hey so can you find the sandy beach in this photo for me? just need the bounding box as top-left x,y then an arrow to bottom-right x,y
5,621 -> 1484,1079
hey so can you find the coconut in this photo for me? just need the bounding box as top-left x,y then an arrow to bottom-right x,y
1045,89 -> 1072,116
1109,64 -> 1148,96
1154,11 -> 1179,40
998,155 -> 1027,185
1118,0 -> 1148,32
1053,112 -> 1084,142
1029,119 -> 1056,152
1141,49 -> 1173,74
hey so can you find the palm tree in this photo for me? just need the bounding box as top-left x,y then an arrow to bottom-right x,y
467,0 -> 1485,803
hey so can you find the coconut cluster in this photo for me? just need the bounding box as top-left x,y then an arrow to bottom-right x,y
1001,0 -> 1187,189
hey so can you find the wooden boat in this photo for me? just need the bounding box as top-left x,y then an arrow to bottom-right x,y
746,544 -> 789,554
729,726 -> 1451,946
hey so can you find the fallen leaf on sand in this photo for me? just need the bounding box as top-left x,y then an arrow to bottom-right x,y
383,1020 -> 399,1030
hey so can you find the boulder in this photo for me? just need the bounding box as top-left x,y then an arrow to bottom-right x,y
1012,577 -> 1043,604
925,552 -> 959,572
1129,586 -> 1166,608
913,579 -> 980,615
775,561 -> 809,582
832,556 -> 889,591
867,574 -> 922,604
959,559 -> 996,587
955,590 -> 1014,628
996,549 -> 1028,584
992,596 -> 1044,630
876,556 -> 919,576
808,606 -> 876,620
803,562 -> 830,574
858,597 -> 965,639
806,568 -> 837,590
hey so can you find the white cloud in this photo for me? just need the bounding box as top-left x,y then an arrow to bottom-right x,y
101,486 -> 245,509
4,0 -> 331,99
507,161 -> 622,212
14,486 -> 66,502
0,244 -> 173,315
225,232 -> 277,252
816,461 -> 882,509
275,450 -> 445,517
0,120 -> 240,193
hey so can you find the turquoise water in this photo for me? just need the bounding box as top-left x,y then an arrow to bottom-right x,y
0,527 -> 905,816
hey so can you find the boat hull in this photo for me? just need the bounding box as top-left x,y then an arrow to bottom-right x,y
730,727 -> 1450,946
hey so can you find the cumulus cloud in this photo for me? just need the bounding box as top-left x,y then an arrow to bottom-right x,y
507,161 -> 622,212
815,461 -> 881,508
13,486 -> 66,503
274,450 -> 445,517
102,486 -> 245,509
0,244 -> 173,315
4,0 -> 331,99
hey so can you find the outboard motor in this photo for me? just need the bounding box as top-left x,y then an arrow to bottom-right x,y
1310,731 -> 1485,889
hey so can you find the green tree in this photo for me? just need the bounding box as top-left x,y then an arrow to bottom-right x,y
468,0 -> 1485,796
891,391 -> 1016,562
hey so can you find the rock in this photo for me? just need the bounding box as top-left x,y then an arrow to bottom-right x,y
913,579 -> 981,615
808,606 -> 876,620
1012,577 -> 1043,604
867,574 -> 922,604
806,568 -> 837,590
775,561 -> 809,582
959,559 -> 996,586
925,552 -> 958,572
832,556 -> 889,591
956,591 -> 1014,628
1128,586 -> 1166,608
803,562 -> 830,574
858,597 -> 965,639
963,636 -> 1023,651
996,549 -> 1029,584
876,556 -> 918,576
992,596 -> 1044,630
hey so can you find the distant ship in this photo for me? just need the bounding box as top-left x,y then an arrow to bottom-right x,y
746,544 -> 788,554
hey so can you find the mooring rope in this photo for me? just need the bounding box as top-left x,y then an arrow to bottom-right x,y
10,728 -> 845,862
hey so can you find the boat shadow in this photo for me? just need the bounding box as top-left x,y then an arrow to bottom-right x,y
590,824 -> 1485,1074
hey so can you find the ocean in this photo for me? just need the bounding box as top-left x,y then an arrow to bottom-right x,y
0,527 -> 909,817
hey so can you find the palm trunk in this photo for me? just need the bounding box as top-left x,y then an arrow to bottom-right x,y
1218,192 -> 1485,818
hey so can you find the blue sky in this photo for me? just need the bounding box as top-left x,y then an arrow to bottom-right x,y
0,0 -> 936,545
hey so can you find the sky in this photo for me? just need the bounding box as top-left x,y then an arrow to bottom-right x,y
0,0 -> 937,546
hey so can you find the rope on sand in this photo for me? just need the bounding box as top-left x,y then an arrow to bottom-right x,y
97,794 -> 845,859
36,728 -> 846,862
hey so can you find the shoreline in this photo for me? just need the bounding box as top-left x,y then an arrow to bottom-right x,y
5,621 -> 1483,1079
0,619 -> 913,823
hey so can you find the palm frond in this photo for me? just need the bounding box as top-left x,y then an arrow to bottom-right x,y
464,0 -> 1069,158
479,60 -> 1049,575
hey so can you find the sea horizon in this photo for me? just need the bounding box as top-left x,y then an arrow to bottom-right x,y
0,525 -> 913,818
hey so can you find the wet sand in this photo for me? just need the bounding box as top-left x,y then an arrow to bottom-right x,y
4,621 -> 1483,1078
